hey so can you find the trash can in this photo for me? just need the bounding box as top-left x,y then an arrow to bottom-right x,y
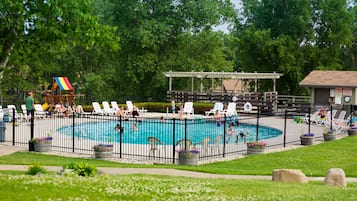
0,121 -> 6,142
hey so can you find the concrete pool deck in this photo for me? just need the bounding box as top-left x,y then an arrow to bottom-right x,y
0,112 -> 348,162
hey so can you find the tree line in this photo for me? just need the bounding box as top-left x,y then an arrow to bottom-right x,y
0,0 -> 356,104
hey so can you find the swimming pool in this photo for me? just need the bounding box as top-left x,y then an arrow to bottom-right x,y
56,119 -> 282,145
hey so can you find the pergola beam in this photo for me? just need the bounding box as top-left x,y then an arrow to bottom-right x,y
165,71 -> 283,93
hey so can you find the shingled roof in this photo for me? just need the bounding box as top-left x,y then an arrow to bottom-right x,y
299,70 -> 357,88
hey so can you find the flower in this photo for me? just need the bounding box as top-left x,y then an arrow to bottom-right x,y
247,141 -> 267,148
302,133 -> 314,137
32,137 -> 53,143
178,149 -> 200,154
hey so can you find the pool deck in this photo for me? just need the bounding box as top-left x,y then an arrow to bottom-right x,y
0,112 -> 347,163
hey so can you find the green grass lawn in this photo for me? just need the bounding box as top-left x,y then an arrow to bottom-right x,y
0,173 -> 356,200
1,136 -> 357,177
1,137 -> 357,200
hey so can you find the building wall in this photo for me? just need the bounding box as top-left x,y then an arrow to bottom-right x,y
312,87 -> 356,106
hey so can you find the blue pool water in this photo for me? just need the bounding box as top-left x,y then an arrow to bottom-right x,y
56,120 -> 282,145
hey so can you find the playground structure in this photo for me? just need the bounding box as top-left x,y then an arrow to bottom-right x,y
41,77 -> 80,110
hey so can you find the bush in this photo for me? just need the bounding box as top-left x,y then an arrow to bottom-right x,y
27,164 -> 47,175
63,162 -> 98,177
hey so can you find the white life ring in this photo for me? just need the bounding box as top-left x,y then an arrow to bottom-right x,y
232,96 -> 237,102
244,102 -> 252,112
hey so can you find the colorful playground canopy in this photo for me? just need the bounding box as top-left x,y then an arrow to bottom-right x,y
53,77 -> 73,91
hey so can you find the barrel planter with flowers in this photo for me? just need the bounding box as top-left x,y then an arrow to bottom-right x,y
300,133 -> 314,145
247,141 -> 267,155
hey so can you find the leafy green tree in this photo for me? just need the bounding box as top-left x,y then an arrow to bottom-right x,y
106,0 -> 236,100
0,0 -> 119,102
235,0 -> 354,95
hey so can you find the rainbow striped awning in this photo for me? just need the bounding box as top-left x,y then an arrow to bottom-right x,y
54,77 -> 73,91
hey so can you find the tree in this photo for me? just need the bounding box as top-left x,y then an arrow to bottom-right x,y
235,0 -> 354,95
106,0 -> 236,100
0,0 -> 119,102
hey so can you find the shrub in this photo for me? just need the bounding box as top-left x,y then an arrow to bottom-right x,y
63,162 -> 98,177
27,164 -> 47,175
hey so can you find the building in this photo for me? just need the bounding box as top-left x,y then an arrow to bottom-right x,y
299,70 -> 357,107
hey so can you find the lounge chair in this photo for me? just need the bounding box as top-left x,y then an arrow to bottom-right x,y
21,104 -> 29,121
102,101 -> 115,115
224,102 -> 237,117
126,101 -> 147,116
193,137 -> 211,156
147,136 -> 165,158
92,102 -> 104,115
111,101 -> 120,112
7,105 -> 23,122
211,134 -> 223,154
205,102 -> 224,116
183,102 -> 194,116
176,139 -> 193,151
34,104 -> 47,119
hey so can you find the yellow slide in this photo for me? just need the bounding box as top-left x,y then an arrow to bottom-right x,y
42,102 -> 49,111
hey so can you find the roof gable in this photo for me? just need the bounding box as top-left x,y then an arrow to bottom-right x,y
299,70 -> 357,88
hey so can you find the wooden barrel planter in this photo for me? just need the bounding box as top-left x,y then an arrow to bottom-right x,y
323,130 -> 337,141
178,151 -> 199,165
94,144 -> 113,159
33,137 -> 53,152
247,141 -> 266,155
300,135 -> 314,145
347,128 -> 357,136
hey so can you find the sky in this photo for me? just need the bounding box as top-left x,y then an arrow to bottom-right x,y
214,0 -> 242,33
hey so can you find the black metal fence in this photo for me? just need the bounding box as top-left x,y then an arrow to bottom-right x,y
1,105 -> 355,164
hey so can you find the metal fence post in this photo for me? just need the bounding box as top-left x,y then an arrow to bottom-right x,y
30,109 -> 34,139
72,111 -> 75,152
12,108 -> 15,146
283,110 -> 287,147
119,115 -> 123,158
172,118 -> 176,164
308,107 -> 311,134
256,107 -> 260,141
223,114 -> 226,158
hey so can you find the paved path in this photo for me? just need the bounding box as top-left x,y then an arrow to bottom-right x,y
1,164 -> 357,182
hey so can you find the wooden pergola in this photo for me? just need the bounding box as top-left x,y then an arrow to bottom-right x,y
163,71 -> 283,93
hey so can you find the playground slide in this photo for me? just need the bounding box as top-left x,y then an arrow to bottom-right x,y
42,102 -> 49,111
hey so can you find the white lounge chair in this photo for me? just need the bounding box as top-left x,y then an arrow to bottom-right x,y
102,101 -> 115,115
34,104 -> 47,119
21,104 -> 29,121
224,102 -> 237,116
111,101 -> 120,112
126,101 -> 147,115
7,105 -> 23,122
205,102 -> 224,116
92,102 -> 104,115
183,102 -> 194,116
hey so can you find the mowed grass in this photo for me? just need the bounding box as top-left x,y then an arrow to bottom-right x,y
1,137 -> 357,200
1,136 -> 357,177
0,174 -> 357,200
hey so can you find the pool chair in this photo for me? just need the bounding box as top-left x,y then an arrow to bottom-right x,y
126,101 -> 147,115
92,102 -> 104,115
205,102 -> 224,116
21,104 -> 29,121
193,137 -> 211,156
111,101 -> 120,112
224,102 -> 237,117
183,102 -> 194,116
34,104 -> 47,119
147,137 -> 165,158
176,139 -> 193,151
211,134 -> 223,154
102,101 -> 115,115
7,105 -> 24,122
